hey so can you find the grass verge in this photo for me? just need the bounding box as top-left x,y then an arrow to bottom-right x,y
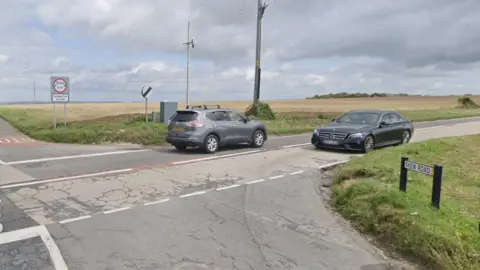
331,135 -> 480,270
1,107 -> 480,145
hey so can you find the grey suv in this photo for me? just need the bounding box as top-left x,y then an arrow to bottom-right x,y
166,105 -> 268,153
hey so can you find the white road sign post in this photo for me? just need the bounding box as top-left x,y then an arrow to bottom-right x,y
50,76 -> 70,128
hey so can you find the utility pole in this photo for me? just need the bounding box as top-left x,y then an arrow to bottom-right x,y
183,21 -> 196,108
253,0 -> 268,104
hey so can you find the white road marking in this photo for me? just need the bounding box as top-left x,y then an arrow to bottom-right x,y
0,225 -> 68,270
318,160 -> 349,169
144,198 -> 170,206
180,190 -> 208,198
269,175 -> 284,180
246,179 -> 265,184
37,225 -> 69,270
58,215 -> 92,224
289,170 -> 304,175
216,184 -> 241,191
0,225 -> 40,244
415,126 -> 445,130
281,143 -> 310,149
0,168 -> 134,189
5,149 -> 150,165
269,133 -> 309,139
0,159 -> 5,165
103,207 -> 130,214
172,150 -> 263,165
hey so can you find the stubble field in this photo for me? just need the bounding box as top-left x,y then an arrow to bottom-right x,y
6,95 -> 480,121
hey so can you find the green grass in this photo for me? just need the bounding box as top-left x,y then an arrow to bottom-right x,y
1,107 -> 480,145
332,135 -> 480,270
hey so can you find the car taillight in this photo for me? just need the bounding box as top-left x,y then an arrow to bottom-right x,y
187,120 -> 203,127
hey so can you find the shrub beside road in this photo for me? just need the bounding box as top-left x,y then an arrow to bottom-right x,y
2,105 -> 480,145
332,135 -> 480,270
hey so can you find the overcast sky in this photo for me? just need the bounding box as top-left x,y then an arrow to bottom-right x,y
1,0 -> 479,103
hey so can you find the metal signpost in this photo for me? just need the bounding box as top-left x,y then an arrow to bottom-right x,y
50,76 -> 70,128
141,85 -> 152,123
399,156 -> 444,209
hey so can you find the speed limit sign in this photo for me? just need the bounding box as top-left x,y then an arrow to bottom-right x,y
50,76 -> 70,103
53,78 -> 68,93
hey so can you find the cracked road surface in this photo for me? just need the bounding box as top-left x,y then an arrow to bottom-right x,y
1,120 -> 480,269
46,170 -> 389,270
4,147 -> 352,225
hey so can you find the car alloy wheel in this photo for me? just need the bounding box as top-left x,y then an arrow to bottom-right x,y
204,135 -> 219,153
363,135 -> 374,153
251,130 -> 265,148
402,131 -> 411,144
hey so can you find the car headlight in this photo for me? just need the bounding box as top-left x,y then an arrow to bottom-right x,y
348,132 -> 367,139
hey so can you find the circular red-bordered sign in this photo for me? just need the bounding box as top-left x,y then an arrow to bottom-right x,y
52,78 -> 68,93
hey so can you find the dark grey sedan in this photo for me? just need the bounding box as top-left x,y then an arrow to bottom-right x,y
311,110 -> 414,153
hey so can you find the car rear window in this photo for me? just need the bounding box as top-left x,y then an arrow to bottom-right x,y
171,111 -> 198,122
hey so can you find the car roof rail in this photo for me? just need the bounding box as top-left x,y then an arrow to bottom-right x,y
186,104 -> 221,109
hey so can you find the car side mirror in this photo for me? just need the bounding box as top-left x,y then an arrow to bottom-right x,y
242,117 -> 250,123
331,118 -> 335,122
379,121 -> 388,127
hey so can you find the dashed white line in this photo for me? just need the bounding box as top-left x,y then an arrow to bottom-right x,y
0,168 -> 134,189
103,207 -> 130,214
246,179 -> 265,185
289,170 -> 304,175
58,215 -> 92,224
216,184 -> 241,191
144,198 -> 170,206
269,175 -> 284,180
180,190 -> 208,198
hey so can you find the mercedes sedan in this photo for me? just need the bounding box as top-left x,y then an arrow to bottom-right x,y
311,110 -> 414,153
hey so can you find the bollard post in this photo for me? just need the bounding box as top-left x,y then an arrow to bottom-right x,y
431,164 -> 443,209
399,157 -> 408,192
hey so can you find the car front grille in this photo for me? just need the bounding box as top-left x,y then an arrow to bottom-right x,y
317,132 -> 347,139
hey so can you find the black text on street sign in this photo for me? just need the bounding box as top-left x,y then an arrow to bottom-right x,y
404,160 -> 433,176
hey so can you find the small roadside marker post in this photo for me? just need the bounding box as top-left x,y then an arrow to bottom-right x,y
399,156 -> 444,209
141,85 -> 152,124
50,76 -> 70,128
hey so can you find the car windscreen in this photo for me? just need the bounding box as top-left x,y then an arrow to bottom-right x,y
170,111 -> 198,122
335,112 -> 380,125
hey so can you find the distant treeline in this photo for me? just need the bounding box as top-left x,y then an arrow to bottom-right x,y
306,92 -> 412,99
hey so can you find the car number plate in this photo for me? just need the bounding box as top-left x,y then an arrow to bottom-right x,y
322,139 -> 339,145
172,126 -> 185,132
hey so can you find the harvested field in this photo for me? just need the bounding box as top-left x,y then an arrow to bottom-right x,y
5,96 -> 480,121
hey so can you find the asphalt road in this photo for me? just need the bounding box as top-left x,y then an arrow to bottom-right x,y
1,117 -> 480,269
1,116 -> 480,183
